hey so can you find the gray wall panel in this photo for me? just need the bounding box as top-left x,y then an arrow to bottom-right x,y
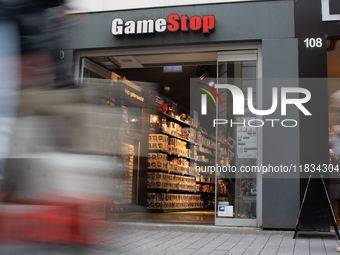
67,1 -> 294,50
261,38 -> 300,229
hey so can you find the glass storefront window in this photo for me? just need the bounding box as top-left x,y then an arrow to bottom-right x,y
215,60 -> 258,221
84,68 -> 106,79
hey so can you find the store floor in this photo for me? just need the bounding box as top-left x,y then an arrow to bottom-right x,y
113,210 -> 215,224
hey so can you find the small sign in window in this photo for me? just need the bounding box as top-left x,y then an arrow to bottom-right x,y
163,66 -> 183,72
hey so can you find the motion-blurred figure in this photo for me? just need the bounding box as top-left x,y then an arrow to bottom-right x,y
0,2 -> 113,254
0,1 -> 21,190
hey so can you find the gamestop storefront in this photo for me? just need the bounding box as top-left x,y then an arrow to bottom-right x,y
63,0 -> 335,230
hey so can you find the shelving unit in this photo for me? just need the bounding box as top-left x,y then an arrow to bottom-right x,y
161,112 -> 191,127
196,181 -> 215,185
148,188 -> 200,194
148,107 -> 237,212
197,150 -> 214,157
148,168 -> 197,177
149,148 -> 198,161
161,131 -> 199,146
148,110 -> 216,211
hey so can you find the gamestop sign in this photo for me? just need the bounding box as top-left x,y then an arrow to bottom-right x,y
111,14 -> 215,35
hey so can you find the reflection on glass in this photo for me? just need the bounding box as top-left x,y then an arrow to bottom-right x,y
216,61 -> 257,219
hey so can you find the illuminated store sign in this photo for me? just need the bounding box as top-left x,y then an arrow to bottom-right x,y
111,14 -> 215,35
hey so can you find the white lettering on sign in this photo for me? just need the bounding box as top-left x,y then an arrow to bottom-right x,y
112,18 -> 124,35
137,20 -> 154,34
125,88 -> 144,102
155,95 -> 164,105
303,38 -> 323,48
155,18 -> 167,32
125,21 -> 135,34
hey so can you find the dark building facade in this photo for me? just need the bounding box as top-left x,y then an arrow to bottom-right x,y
62,0 -> 340,230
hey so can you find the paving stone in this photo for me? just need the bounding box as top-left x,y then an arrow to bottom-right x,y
202,240 -> 225,248
293,238 -> 310,255
192,246 -> 216,254
214,234 -> 233,241
225,252 -> 245,255
143,234 -> 187,255
191,251 -> 213,255
115,232 -> 170,254
322,237 -> 339,255
208,250 -> 227,255
242,249 -> 260,255
215,234 -> 245,250
184,233 -> 211,249
228,234 -> 257,254
114,230 -> 163,248
260,235 -> 283,254
277,235 -> 295,255
173,248 -> 199,255
309,238 -> 326,255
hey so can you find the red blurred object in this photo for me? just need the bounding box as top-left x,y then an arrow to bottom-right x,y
0,192 -> 110,245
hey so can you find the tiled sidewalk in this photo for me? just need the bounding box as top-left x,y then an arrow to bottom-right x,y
92,222 -> 340,255
1,222 -> 340,254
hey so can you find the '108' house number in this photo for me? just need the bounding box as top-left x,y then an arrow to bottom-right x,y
304,38 -> 323,48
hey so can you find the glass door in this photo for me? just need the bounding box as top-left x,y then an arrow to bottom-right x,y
79,58 -> 147,213
215,51 -> 260,226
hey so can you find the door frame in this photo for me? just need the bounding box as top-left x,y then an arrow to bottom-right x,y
214,49 -> 262,227
81,57 -> 112,80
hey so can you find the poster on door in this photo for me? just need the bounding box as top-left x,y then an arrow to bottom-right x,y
218,205 -> 233,217
237,118 -> 257,159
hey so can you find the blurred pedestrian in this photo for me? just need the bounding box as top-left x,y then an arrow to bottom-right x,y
0,1 -> 21,190
0,0 -> 71,190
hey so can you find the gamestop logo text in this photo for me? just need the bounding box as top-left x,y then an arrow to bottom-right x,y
112,14 -> 215,35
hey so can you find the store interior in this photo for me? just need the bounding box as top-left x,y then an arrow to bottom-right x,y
84,50 -> 257,224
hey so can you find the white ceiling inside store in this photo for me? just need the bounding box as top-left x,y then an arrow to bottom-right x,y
88,52 -> 217,70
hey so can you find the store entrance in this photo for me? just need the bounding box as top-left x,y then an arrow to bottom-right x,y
77,45 -> 261,226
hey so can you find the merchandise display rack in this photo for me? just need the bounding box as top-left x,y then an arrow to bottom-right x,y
196,181 -> 215,185
148,103 -> 236,211
202,144 -> 215,150
161,131 -> 200,146
148,109 -> 219,211
161,112 -> 191,127
149,148 -> 198,161
148,188 -> 200,194
197,150 -> 214,157
148,168 -> 197,177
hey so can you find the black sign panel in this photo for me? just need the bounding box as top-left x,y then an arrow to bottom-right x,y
295,0 -> 340,38
330,0 -> 340,14
294,0 -> 336,232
